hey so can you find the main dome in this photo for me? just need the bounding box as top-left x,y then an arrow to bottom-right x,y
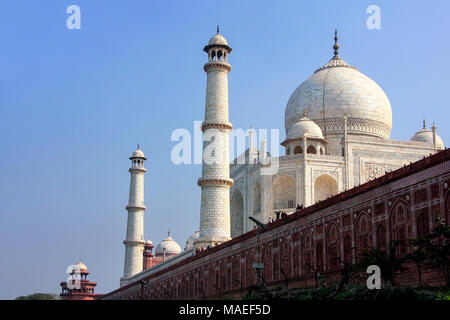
285,32 -> 392,140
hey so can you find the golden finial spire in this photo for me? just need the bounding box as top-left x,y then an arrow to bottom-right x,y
217,25 -> 220,34
303,108 -> 307,118
137,143 -> 140,149
333,29 -> 340,58
423,119 -> 426,129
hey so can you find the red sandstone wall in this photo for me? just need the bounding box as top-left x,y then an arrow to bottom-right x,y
102,150 -> 450,300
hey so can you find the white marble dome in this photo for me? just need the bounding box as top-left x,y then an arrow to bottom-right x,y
285,49 -> 392,140
155,233 -> 182,257
411,127 -> 444,148
208,33 -> 228,46
184,231 -> 200,250
287,116 -> 324,140
131,148 -> 145,159
71,261 -> 87,273
76,261 -> 87,269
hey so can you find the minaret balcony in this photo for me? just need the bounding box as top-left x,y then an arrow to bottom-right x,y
125,204 -> 146,211
203,61 -> 231,72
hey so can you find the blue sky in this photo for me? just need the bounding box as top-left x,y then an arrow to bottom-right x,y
0,0 -> 449,299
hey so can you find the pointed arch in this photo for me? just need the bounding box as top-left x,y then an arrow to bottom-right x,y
246,249 -> 255,287
416,210 -> 430,239
326,222 -> 340,270
253,181 -> 261,214
445,190 -> 450,224
281,239 -> 291,277
389,199 -> 412,256
376,224 -> 387,250
343,234 -> 352,263
301,231 -> 313,274
316,241 -> 324,271
230,189 -> 244,238
314,174 -> 338,203
354,212 -> 373,257
272,174 -> 296,209
294,145 -> 303,154
293,245 -> 300,276
307,145 -> 317,154
263,243 -> 272,283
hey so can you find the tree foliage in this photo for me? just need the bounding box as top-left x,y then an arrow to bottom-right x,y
15,293 -> 58,300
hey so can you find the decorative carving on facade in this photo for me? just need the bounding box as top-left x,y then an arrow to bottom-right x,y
364,162 -> 401,182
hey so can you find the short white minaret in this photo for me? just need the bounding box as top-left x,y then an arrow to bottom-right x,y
195,27 -> 234,248
432,121 -> 437,151
121,145 -> 146,286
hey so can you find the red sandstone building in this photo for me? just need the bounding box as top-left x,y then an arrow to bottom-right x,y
101,149 -> 450,300
60,261 -> 103,300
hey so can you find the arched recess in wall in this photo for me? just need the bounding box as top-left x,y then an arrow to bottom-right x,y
389,199 -> 412,256
307,145 -> 317,154
302,231 -> 313,274
253,181 -> 261,215
326,222 -> 340,270
343,234 -> 352,263
281,239 -> 291,276
354,212 -> 373,257
446,190 -> 450,223
272,175 -> 296,209
294,146 -> 303,154
316,241 -> 324,271
263,244 -> 272,283
376,224 -> 386,250
416,209 -> 430,239
230,189 -> 244,238
314,174 -> 338,203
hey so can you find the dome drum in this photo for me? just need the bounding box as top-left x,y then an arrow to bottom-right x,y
313,117 -> 392,140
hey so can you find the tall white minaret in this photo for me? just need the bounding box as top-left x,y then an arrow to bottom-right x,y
194,26 -> 234,248
120,145 -> 146,286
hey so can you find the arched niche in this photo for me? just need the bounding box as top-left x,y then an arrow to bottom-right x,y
272,175 -> 296,209
230,189 -> 244,238
253,181 -> 261,215
294,145 -> 303,154
314,174 -> 338,202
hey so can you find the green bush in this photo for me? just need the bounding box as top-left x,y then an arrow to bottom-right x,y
243,285 -> 446,301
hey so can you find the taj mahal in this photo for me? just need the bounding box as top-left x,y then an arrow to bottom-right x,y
112,28 -> 445,289
229,31 -> 444,238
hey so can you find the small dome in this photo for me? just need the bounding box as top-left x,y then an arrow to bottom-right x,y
71,261 -> 87,273
130,145 -> 146,160
203,27 -> 232,53
286,116 -> 324,140
411,127 -> 444,148
132,149 -> 145,158
208,33 -> 228,46
184,231 -> 200,250
155,232 -> 182,257
145,240 -> 153,246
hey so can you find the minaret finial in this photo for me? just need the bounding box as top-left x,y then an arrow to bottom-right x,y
217,25 -> 220,34
137,143 -> 140,150
168,229 -> 170,236
333,29 -> 340,58
423,119 -> 426,129
303,108 -> 307,118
